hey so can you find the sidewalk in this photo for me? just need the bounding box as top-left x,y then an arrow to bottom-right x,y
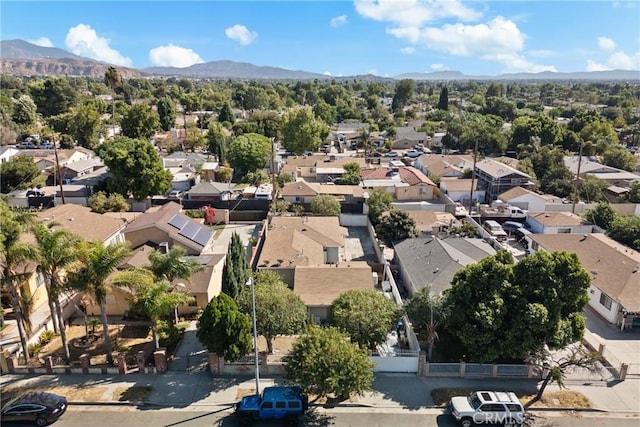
1,371 -> 639,415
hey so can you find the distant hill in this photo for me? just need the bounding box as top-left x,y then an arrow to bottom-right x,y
1,39 -> 638,81
143,60 -> 329,80
0,39 -> 89,60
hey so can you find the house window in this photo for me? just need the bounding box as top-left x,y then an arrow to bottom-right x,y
599,292 -> 613,310
295,196 -> 302,203
35,273 -> 46,289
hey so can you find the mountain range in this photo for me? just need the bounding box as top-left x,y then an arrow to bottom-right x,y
2,39 -> 639,81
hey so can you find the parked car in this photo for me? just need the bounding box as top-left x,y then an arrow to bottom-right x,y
167,190 -> 184,199
448,391 -> 526,427
26,188 -> 46,197
384,151 -> 399,157
502,221 -> 524,233
235,386 -> 308,426
404,149 -> 422,158
1,391 -> 67,426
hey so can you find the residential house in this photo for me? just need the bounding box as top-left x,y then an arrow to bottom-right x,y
404,210 -> 460,235
474,158 -> 535,202
414,154 -> 473,178
162,152 -> 210,191
256,216 -> 347,287
497,187 -> 561,212
293,262 -> 375,323
123,202 -> 215,255
525,211 -> 597,234
0,146 -> 19,164
281,154 -> 367,183
439,178 -> 485,204
393,236 -> 496,297
60,158 -> 104,182
201,162 -> 220,181
184,181 -> 234,202
392,126 -> 428,150
360,166 -> 437,201
281,181 -> 366,204
529,233 -> 640,327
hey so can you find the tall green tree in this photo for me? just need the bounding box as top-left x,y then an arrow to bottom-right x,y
281,106 -> 328,154
68,102 -> 101,149
29,77 -> 79,117
404,289 -> 443,361
196,292 -> 252,362
602,145 -> 637,171
0,200 -> 37,363
96,136 -> 173,200
31,223 -> 81,363
113,269 -> 194,348
218,102 -> 235,125
607,214 -> 640,250
0,155 -> 44,193
237,271 -> 307,354
157,97 -> 176,132
330,289 -> 400,350
104,67 -> 122,136
366,188 -> 393,227
437,86 -> 449,111
583,202 -> 616,229
120,103 -> 160,140
310,194 -> 341,216
285,326 -> 374,399
66,241 -> 132,365
221,232 -> 250,298
226,133 -> 271,175
444,251 -> 590,362
12,94 -> 37,126
375,209 -> 418,247
206,121 -> 228,162
391,79 -> 415,112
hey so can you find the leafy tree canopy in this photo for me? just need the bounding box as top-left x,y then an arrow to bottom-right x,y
444,250 -> 590,362
375,209 -> 418,247
310,194 -> 341,216
196,292 -> 252,362
96,136 -> 172,200
366,188 -> 393,227
281,106 -> 329,154
237,271 -> 307,354
0,155 -> 45,193
226,132 -> 271,175
120,103 -> 161,140
330,289 -> 400,350
285,326 -> 374,399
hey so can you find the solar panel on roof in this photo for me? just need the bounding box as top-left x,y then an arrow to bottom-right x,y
168,214 -> 189,230
179,221 -> 201,240
193,228 -> 213,247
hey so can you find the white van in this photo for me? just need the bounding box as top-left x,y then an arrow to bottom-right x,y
483,220 -> 508,243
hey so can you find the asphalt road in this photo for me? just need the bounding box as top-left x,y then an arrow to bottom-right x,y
2,406 -> 638,427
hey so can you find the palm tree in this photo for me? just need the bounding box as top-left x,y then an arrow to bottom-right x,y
31,223 -> 80,364
358,127 -> 371,161
113,269 -> 194,349
0,202 -> 37,363
67,240 -> 132,365
104,66 -> 121,138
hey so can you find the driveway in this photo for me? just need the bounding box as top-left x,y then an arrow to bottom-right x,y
583,307 -> 640,377
211,223 -> 260,255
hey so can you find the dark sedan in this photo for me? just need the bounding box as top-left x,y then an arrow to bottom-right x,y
1,391 -> 67,426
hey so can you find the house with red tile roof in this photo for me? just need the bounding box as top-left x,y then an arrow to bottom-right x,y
360,166 -> 437,201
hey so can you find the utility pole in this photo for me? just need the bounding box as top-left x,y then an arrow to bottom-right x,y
572,142 -> 584,214
468,139 -> 479,216
271,138 -> 277,213
53,135 -> 66,204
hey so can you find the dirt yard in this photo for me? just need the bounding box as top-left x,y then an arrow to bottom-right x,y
29,323 -> 151,367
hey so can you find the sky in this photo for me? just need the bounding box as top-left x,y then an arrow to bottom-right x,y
2,0 -> 639,77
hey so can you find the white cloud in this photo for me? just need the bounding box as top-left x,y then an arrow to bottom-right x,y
148,44 -> 204,68
354,0 -> 481,26
598,37 -> 616,51
385,16 -> 555,73
586,59 -> 609,72
330,15 -> 348,27
28,37 -> 53,47
430,63 -> 449,71
323,71 -> 332,76
225,25 -> 258,46
400,47 -> 415,54
65,24 -> 132,67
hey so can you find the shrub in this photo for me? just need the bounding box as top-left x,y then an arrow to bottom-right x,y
38,330 -> 57,345
28,342 -> 43,357
157,320 -> 183,348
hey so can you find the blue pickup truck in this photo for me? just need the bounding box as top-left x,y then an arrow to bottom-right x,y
235,386 -> 308,426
